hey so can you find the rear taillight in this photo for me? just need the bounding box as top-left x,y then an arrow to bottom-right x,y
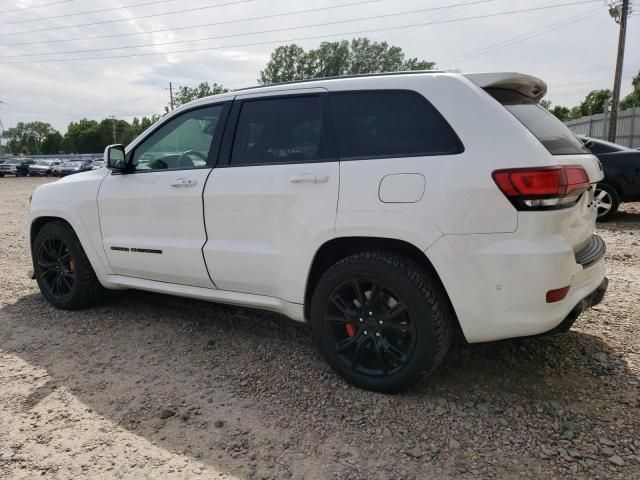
492,166 -> 590,210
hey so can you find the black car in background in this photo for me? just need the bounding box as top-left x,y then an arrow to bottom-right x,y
0,158 -> 34,177
579,136 -> 640,220
57,160 -> 94,177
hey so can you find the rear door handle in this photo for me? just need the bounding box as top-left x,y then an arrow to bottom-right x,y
289,174 -> 329,184
170,178 -> 197,188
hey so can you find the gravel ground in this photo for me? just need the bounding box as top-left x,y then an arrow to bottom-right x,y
0,177 -> 639,479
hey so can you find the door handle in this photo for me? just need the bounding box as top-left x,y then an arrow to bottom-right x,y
289,174 -> 329,184
170,178 -> 197,188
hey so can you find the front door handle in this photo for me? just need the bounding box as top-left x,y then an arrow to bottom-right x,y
170,178 -> 197,188
290,174 -> 329,184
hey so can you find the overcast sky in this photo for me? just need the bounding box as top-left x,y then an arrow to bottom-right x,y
0,0 -> 638,132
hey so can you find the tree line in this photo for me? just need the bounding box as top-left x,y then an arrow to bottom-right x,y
2,37 -> 639,155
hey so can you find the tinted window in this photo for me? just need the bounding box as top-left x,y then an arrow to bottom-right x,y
230,96 -> 329,165
132,105 -> 224,171
330,90 -> 463,159
487,88 -> 588,155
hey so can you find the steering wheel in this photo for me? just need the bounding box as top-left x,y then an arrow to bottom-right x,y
178,150 -> 208,167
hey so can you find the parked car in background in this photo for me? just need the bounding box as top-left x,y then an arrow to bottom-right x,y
0,158 -> 34,177
29,159 -> 61,177
91,160 -> 105,169
57,160 -> 94,177
579,136 -> 640,220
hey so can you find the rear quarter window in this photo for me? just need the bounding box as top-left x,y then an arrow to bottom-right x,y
487,88 -> 588,155
330,90 -> 463,160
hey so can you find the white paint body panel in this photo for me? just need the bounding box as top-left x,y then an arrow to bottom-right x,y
28,71 -> 606,344
97,169 -> 215,288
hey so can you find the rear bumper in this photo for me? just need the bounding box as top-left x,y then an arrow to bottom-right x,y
425,232 -> 607,343
540,276 -> 608,335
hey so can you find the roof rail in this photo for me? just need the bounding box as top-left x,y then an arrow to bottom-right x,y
234,70 -> 445,92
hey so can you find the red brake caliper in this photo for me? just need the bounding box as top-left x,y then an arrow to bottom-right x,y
68,260 -> 75,272
345,323 -> 357,337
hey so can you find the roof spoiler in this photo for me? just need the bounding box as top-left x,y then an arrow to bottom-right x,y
464,72 -> 547,102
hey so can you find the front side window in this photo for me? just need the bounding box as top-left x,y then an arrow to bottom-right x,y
330,90 -> 463,160
230,95 -> 329,166
132,105 -> 224,171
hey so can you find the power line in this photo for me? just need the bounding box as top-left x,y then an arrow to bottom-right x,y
0,0 -> 385,48
0,0 -> 256,37
440,9 -> 601,66
0,1 -> 513,59
0,0 -> 604,64
0,0 -> 177,25
0,0 -> 74,16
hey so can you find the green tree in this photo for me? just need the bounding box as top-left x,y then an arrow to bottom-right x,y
576,89 -> 611,117
259,38 -> 435,84
620,71 -> 640,110
63,119 -> 102,153
131,115 -> 160,137
1,121 -> 57,154
41,131 -> 63,154
173,82 -> 228,108
550,105 -> 571,122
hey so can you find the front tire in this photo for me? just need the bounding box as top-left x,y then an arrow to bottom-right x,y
310,252 -> 452,392
594,183 -> 620,221
33,221 -> 104,310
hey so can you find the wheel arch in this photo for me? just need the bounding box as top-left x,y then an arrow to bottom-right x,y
30,216 -> 73,248
304,236 -> 461,333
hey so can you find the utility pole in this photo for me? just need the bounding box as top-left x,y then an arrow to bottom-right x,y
109,115 -> 117,143
168,82 -> 175,111
606,0 -> 630,142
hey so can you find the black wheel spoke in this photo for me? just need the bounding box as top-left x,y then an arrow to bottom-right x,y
372,338 -> 388,374
327,314 -> 353,325
335,333 -> 359,352
384,302 -> 408,321
324,276 -> 416,377
330,294 -> 356,316
351,280 -> 365,307
350,334 -> 369,369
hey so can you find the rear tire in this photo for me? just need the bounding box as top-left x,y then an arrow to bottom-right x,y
594,183 -> 620,221
310,251 -> 452,392
33,221 -> 104,310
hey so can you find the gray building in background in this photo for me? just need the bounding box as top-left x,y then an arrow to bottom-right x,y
565,107 -> 640,148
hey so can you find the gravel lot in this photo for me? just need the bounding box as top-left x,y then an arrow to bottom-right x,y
1,177 -> 639,479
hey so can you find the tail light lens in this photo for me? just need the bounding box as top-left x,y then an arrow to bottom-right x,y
492,166 -> 590,210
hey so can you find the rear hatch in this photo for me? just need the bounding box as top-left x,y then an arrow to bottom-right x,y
466,72 -> 603,254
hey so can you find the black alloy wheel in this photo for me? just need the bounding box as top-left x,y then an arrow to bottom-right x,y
324,278 -> 416,377
37,235 -> 76,300
311,252 -> 452,392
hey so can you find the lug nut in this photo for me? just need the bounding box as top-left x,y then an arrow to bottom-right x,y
375,332 -> 381,337
359,318 -> 364,323
363,330 -> 368,335
369,311 -> 373,316
378,320 -> 384,325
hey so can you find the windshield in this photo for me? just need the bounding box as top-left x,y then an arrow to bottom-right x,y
35,160 -> 50,166
487,88 -> 589,155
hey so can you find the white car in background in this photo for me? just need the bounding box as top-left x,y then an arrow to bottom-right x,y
28,71 -> 607,392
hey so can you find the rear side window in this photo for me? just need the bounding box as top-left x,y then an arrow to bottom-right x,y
330,90 -> 463,159
487,88 -> 588,155
230,95 -> 332,165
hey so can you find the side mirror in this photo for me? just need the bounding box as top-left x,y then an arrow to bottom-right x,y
104,144 -> 126,171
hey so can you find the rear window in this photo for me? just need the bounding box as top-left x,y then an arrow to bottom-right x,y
330,90 -> 463,160
487,88 -> 588,155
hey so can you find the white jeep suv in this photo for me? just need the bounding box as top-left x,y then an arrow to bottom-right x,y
29,71 -> 607,392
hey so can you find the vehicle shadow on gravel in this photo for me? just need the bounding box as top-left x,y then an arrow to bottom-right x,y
2,290 -> 637,478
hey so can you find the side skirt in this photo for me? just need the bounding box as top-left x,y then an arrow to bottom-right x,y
104,275 -> 306,322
